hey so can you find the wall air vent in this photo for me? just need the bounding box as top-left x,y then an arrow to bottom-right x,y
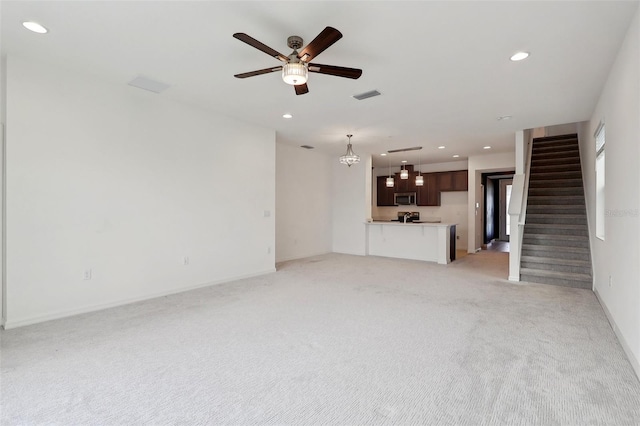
387,146 -> 423,153
300,145 -> 315,149
352,90 -> 381,100
128,75 -> 171,94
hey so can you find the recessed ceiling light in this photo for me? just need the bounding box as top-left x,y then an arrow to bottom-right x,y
438,146 -> 446,149
510,51 -> 529,61
282,113 -> 293,119
453,154 -> 460,158
380,153 -> 387,156
483,146 -> 492,149
401,160 -> 407,163
497,115 -> 512,121
22,21 -> 48,34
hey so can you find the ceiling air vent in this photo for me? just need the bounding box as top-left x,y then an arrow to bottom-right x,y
387,146 -> 423,153
300,145 -> 315,149
352,90 -> 381,100
128,75 -> 171,94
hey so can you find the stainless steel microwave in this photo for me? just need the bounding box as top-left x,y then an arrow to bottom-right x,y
394,192 -> 417,205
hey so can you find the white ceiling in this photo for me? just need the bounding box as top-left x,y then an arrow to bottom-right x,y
2,1 -> 638,168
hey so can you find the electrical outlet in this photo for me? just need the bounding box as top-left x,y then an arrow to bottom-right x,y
83,269 -> 92,280
267,246 -> 271,254
183,256 -> 190,266
609,275 -> 612,288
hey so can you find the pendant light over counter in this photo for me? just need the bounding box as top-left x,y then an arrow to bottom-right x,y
400,160 -> 409,179
416,150 -> 424,186
386,154 -> 394,187
339,134 -> 360,167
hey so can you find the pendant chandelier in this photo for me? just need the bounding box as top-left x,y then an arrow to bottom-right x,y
339,134 -> 360,167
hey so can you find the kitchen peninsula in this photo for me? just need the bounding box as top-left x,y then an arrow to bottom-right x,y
365,221 -> 457,264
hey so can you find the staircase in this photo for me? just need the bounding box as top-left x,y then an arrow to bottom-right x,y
520,134 -> 593,289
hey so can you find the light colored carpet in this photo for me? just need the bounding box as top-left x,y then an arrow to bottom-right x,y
2,251 -> 639,425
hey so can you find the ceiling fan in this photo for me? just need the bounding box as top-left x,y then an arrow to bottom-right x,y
233,26 -> 362,95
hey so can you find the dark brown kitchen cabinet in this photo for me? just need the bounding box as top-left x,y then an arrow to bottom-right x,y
394,166 -> 416,193
377,168 -> 467,207
394,173 -> 408,193
376,176 -> 396,206
437,172 -> 454,191
416,173 -> 438,206
437,170 -> 468,192
407,172 -> 418,192
452,170 -> 468,191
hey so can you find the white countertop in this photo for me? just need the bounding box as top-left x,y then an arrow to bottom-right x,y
366,221 -> 457,227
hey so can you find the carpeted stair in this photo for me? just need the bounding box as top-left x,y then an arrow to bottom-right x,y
520,134 -> 593,289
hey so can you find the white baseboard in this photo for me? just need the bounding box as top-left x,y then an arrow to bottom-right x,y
275,250 -> 332,264
508,275 -> 521,282
2,268 -> 276,330
594,289 -> 640,381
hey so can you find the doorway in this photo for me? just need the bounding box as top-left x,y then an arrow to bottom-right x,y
482,171 -> 514,248
499,179 -> 513,241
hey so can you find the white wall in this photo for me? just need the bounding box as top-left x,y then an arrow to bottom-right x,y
275,144 -> 332,262
467,152 -> 515,253
578,7 -> 640,377
1,56 -> 6,324
3,56 -> 276,328
332,154 -> 372,255
544,123 -> 578,137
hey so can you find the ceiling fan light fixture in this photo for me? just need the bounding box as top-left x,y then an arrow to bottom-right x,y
282,62 -> 308,85
339,134 -> 360,167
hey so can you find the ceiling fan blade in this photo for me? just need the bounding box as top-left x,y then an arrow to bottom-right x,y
234,66 -> 283,79
233,33 -> 289,62
297,27 -> 342,62
308,63 -> 362,79
294,83 -> 309,95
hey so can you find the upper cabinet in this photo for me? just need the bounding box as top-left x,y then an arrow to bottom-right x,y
437,170 -> 468,192
416,173 -> 438,206
437,172 -> 454,191
376,168 -> 468,207
394,166 -> 416,193
452,170 -> 468,191
376,176 -> 396,206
